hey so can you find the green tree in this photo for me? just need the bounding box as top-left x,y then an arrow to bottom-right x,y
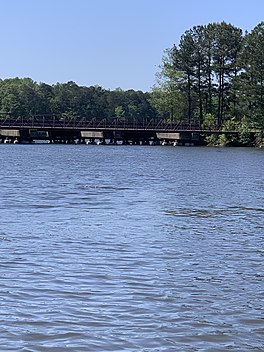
35,83 -> 54,115
157,22 -> 244,127
150,47 -> 186,121
115,105 -> 125,119
211,22 -> 243,125
0,77 -> 39,116
238,22 -> 264,128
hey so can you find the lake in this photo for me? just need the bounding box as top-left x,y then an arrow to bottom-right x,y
0,144 -> 263,351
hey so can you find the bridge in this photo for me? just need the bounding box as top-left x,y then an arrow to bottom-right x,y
0,114 -> 239,145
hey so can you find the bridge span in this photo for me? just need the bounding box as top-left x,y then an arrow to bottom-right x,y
0,115 -> 239,145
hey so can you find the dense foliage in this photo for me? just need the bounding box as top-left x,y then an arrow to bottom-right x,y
0,79 -> 155,121
0,21 -> 263,137
151,21 -> 264,130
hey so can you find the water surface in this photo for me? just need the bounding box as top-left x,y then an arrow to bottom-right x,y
0,145 -> 263,351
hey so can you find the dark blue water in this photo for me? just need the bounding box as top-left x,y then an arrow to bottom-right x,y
0,145 -> 263,351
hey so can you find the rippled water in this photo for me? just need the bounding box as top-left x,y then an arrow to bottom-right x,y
0,144 -> 263,351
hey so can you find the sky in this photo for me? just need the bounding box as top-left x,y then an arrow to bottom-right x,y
0,0 -> 263,92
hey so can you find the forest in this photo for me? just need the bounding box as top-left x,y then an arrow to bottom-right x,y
0,21 -> 263,144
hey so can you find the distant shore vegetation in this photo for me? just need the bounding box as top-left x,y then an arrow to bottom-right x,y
0,21 -> 263,146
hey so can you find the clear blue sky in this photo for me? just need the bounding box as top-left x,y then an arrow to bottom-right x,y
0,0 -> 263,91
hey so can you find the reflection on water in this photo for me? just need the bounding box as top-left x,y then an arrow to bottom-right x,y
0,145 -> 263,351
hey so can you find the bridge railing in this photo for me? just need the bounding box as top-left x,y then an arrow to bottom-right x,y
0,114 -> 224,132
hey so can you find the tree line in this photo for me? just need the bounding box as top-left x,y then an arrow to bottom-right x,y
0,21 -> 263,135
0,79 -> 155,120
151,21 -> 264,131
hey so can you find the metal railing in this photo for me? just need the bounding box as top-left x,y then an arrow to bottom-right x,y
0,114 -> 227,132
0,115 -> 208,131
